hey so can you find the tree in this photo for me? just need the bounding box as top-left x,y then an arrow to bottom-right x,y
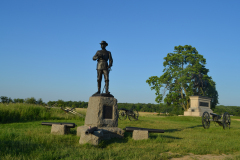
25,97 -> 37,104
8,97 -> 13,103
0,96 -> 8,103
146,45 -> 218,111
47,101 -> 55,106
14,98 -> 24,103
36,98 -> 43,105
57,99 -> 65,107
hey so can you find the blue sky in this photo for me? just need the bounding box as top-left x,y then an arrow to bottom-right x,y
1,0 -> 240,106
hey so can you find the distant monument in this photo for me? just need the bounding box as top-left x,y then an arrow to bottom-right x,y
77,41 -> 124,145
184,72 -> 213,116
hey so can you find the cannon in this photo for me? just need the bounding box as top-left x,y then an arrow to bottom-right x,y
202,112 -> 231,129
41,122 -> 77,128
118,108 -> 139,121
85,127 -> 98,135
123,127 -> 164,133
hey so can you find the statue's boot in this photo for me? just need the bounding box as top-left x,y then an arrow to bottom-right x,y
95,81 -> 101,94
105,80 -> 110,94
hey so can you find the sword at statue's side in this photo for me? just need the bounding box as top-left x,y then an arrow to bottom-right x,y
108,67 -> 111,73
102,67 -> 112,93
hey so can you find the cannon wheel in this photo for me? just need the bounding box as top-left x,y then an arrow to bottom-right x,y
202,111 -> 210,129
128,109 -> 139,121
118,109 -> 127,120
222,112 -> 231,129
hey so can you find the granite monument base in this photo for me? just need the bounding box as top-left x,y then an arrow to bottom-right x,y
184,95 -> 213,117
79,95 -> 124,145
84,96 -> 118,127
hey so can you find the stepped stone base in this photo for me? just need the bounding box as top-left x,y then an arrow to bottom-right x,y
98,127 -> 124,139
77,126 -> 124,145
184,107 -> 213,117
79,128 -> 103,145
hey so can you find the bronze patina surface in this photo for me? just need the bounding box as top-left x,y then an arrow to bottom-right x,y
92,41 -> 113,97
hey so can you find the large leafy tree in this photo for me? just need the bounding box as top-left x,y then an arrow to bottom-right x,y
146,45 -> 218,110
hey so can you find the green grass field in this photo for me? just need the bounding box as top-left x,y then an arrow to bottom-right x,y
1,104 -> 240,160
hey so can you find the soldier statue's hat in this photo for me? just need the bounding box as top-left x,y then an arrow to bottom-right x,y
100,41 -> 108,46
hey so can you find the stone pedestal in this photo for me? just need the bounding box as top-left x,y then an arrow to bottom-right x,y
77,126 -> 124,145
84,96 -> 118,127
79,95 -> 124,145
184,95 -> 213,117
79,127 -> 103,146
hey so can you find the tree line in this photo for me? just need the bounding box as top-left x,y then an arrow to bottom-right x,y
0,96 -> 43,105
1,96 -> 240,116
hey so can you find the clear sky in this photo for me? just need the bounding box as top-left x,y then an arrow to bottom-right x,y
1,0 -> 240,106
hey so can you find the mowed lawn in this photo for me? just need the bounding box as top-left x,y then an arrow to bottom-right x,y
1,108 -> 240,160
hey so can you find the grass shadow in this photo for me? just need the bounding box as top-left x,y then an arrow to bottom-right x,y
186,125 -> 202,129
164,125 -> 202,133
97,137 -> 130,148
164,128 -> 182,133
150,134 -> 182,140
69,129 -> 77,135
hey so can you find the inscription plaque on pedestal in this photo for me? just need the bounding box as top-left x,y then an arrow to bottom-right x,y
200,102 -> 209,107
103,105 -> 113,119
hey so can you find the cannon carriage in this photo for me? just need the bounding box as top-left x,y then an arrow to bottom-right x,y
202,111 -> 231,129
118,108 -> 139,121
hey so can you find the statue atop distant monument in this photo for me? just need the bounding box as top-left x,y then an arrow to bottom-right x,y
191,72 -> 209,96
92,41 -> 113,96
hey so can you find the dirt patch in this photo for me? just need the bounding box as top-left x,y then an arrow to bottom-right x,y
232,119 -> 240,121
75,108 -> 87,111
170,153 -> 232,160
139,111 -> 158,116
75,108 -> 87,115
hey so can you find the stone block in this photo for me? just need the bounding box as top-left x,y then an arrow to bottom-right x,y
77,126 -> 89,136
51,124 -> 69,135
77,126 -> 124,145
132,130 -> 149,140
79,129 -> 103,146
99,127 -> 124,139
84,96 -> 118,127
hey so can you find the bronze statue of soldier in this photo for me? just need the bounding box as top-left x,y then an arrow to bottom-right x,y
191,72 -> 209,96
93,41 -> 113,96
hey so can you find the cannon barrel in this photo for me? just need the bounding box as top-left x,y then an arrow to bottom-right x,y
85,127 -> 98,135
41,122 -> 77,128
124,127 -> 164,133
210,113 -> 221,119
